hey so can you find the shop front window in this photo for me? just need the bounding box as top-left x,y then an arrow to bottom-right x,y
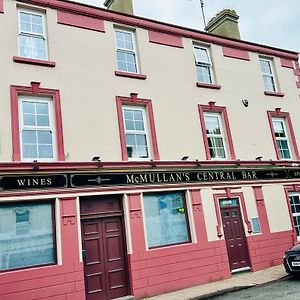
0,202 -> 55,271
143,191 -> 190,248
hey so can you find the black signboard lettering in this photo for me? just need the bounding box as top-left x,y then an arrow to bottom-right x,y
0,174 -> 67,191
0,167 -> 299,191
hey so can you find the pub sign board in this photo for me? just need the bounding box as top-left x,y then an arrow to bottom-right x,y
0,167 -> 300,191
0,174 -> 68,191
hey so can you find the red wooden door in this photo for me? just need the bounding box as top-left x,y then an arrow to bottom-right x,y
220,205 -> 250,271
81,217 -> 129,300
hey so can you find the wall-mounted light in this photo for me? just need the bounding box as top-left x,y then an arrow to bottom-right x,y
32,160 -> 39,170
150,159 -> 157,167
256,156 -> 263,161
92,156 -> 101,161
181,156 -> 189,160
242,99 -> 249,107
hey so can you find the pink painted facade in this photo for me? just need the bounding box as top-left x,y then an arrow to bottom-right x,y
0,198 -> 85,300
0,0 -> 300,299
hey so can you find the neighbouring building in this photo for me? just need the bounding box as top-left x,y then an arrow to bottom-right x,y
0,0 -> 300,299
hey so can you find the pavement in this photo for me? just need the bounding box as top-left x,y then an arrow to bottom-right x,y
144,264 -> 288,300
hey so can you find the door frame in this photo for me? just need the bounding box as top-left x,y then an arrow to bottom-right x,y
213,192 -> 252,271
79,195 -> 132,299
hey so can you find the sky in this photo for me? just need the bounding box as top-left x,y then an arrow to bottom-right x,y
75,0 -> 300,53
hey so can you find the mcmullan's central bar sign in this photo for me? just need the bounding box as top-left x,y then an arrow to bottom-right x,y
0,168 -> 300,191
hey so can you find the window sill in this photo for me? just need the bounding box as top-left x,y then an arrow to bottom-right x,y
13,56 -> 56,68
264,91 -> 284,97
196,82 -> 221,90
115,70 -> 147,80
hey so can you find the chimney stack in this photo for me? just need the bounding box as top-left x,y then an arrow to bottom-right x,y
205,9 -> 241,39
104,0 -> 133,15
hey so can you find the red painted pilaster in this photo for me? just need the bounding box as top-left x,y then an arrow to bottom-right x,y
253,186 -> 271,234
190,189 -> 208,243
127,193 -> 146,252
59,197 -> 81,263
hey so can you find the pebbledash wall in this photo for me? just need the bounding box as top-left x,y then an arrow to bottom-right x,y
0,0 -> 300,299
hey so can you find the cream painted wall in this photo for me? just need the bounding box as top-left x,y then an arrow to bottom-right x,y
201,188 -> 220,242
263,184 -> 292,232
240,187 -> 259,236
0,1 -> 299,162
201,186 -> 260,241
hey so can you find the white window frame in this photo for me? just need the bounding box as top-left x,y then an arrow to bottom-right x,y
17,8 -> 48,60
193,45 -> 214,84
259,57 -> 277,92
288,193 -> 300,241
272,117 -> 292,160
19,95 -> 56,161
204,112 -> 228,159
122,105 -> 151,160
114,28 -> 139,73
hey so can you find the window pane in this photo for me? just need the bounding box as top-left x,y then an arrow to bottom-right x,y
216,147 -> 226,158
117,61 -> 127,72
38,145 -> 53,158
135,120 -> 145,131
19,35 -> 46,60
143,192 -> 190,248
20,12 -> 31,23
194,47 -> 209,63
123,109 -> 133,120
251,217 -> 261,233
263,76 -> 276,91
127,62 -> 137,73
133,110 -> 143,120
36,102 -> 49,114
273,121 -> 285,137
260,60 -> 272,74
37,115 -> 50,126
37,131 -> 52,144
137,146 -> 148,158
117,51 -> 126,62
22,130 -> 37,144
197,65 -> 212,83
294,196 -> 300,204
125,120 -> 134,131
125,134 -> 135,146
115,30 -> 124,41
23,114 -> 36,126
295,204 -> 300,214
204,116 -> 220,134
22,101 -> 35,113
20,12 -> 31,31
23,144 -> 38,158
31,14 -> 43,34
125,41 -> 133,50
136,134 -> 147,146
0,203 -> 55,271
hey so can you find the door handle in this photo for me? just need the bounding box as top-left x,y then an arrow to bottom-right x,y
82,249 -> 87,260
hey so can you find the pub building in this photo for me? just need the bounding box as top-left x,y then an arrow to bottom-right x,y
0,0 -> 300,299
